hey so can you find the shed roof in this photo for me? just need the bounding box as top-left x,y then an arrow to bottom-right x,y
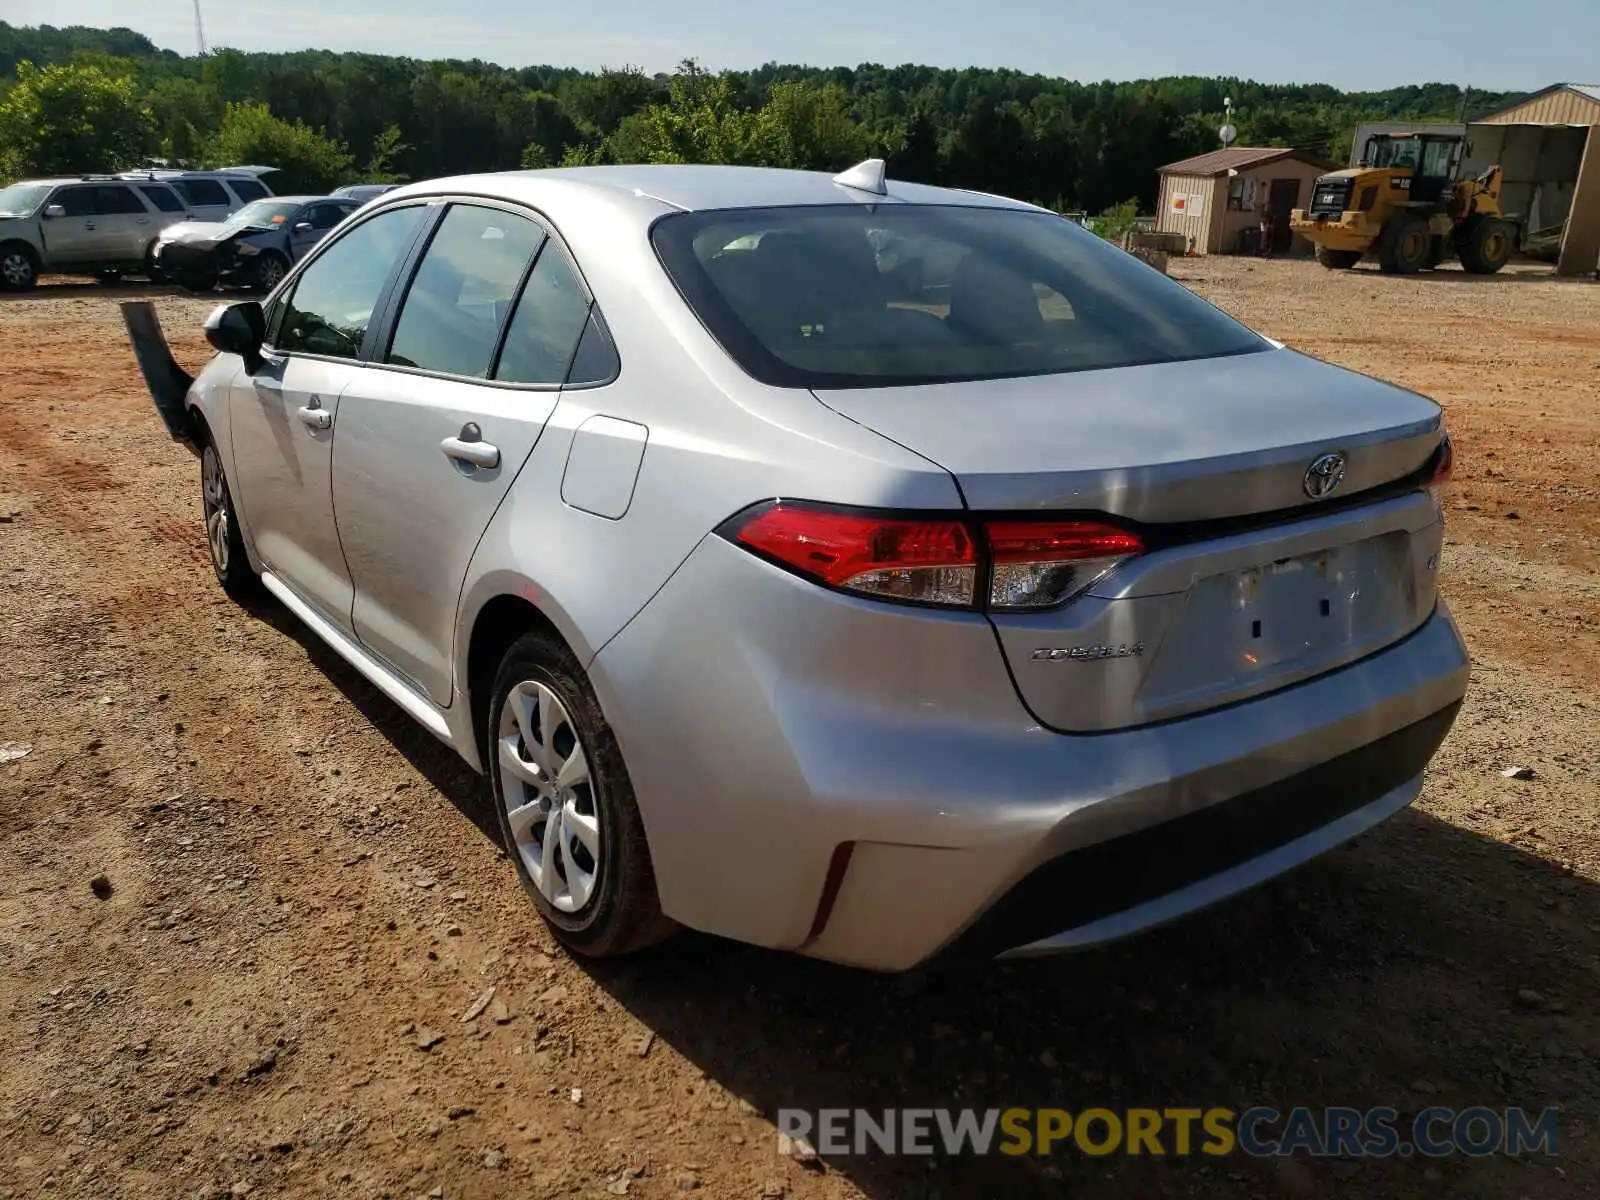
1474,82 -> 1600,122
1157,146 -> 1316,176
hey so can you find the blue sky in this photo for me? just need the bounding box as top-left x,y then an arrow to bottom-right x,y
13,0 -> 1599,91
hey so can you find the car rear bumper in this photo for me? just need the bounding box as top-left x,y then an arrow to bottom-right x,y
593,534 -> 1470,972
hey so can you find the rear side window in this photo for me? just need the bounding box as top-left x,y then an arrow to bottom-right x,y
228,178 -> 269,202
276,205 -> 426,359
94,185 -> 146,215
493,243 -> 593,385
385,205 -> 546,378
564,310 -> 620,386
138,184 -> 184,213
174,179 -> 230,208
651,205 -> 1266,389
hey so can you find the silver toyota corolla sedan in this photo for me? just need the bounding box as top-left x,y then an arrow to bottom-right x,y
124,159 -> 1468,972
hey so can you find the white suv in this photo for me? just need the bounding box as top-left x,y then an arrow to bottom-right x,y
0,176 -> 191,290
119,169 -> 275,221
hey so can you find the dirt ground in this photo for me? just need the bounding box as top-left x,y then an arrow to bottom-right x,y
2,258 -> 1598,1200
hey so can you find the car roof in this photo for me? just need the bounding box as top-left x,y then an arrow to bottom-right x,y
379,164 -> 1047,220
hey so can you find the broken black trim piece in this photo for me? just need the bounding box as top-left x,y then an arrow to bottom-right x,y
121,300 -> 200,455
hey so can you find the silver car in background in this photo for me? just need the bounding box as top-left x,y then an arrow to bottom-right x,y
125,160 -> 1467,971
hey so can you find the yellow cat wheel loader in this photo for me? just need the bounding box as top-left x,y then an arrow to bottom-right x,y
1290,132 -> 1517,275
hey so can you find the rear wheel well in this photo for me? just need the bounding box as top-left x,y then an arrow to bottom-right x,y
467,594 -> 566,761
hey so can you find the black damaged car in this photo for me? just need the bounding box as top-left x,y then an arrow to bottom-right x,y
152,196 -> 359,292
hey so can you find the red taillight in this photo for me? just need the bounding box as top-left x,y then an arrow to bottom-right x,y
1429,433 -> 1454,486
732,503 -> 978,606
725,502 -> 1143,610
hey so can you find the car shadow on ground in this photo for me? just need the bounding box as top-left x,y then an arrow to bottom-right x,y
244,595 -> 1596,1200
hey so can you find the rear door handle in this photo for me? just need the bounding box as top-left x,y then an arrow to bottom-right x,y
441,422 -> 500,469
297,404 -> 332,430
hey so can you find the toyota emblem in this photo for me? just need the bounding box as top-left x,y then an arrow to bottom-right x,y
1303,452 -> 1347,499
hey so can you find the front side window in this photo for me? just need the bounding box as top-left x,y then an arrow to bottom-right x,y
385,204 -> 546,378
494,242 -> 594,384
54,186 -> 96,218
651,205 -> 1265,389
309,204 -> 348,230
138,184 -> 184,213
275,205 -> 426,359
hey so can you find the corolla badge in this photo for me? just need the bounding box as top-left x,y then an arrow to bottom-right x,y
1031,643 -> 1145,662
1303,451 -> 1347,499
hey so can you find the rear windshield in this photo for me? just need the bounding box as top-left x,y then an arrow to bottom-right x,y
651,205 -> 1266,389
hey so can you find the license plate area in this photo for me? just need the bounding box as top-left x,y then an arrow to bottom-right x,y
1140,533 -> 1417,707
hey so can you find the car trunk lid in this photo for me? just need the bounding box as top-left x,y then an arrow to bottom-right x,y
811,346 -> 1441,521
813,347 -> 1447,731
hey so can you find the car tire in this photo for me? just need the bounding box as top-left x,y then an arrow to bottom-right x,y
486,630 -> 676,958
0,242 -> 39,291
201,437 -> 259,599
253,251 -> 289,293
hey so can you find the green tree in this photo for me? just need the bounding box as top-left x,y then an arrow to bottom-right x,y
364,124 -> 408,182
755,81 -> 866,170
0,59 -> 154,175
146,75 -> 221,166
206,102 -> 353,192
561,141 -> 608,167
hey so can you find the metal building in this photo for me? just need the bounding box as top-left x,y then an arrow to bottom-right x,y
1350,84 -> 1600,276
1155,147 -> 1333,254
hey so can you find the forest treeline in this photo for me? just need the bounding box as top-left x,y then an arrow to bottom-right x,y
0,21 -> 1519,210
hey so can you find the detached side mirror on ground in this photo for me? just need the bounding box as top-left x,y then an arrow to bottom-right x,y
204,301 -> 266,373
43,204 -> 66,219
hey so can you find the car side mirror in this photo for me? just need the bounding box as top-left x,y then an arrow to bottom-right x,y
44,204 -> 66,219
293,221 -> 313,233
204,301 -> 266,373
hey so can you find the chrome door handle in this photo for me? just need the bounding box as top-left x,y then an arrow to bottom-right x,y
441,422 -> 499,469
297,405 -> 332,430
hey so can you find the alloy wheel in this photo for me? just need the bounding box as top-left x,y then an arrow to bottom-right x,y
496,680 -> 601,912
259,256 -> 286,290
202,445 -> 231,576
1,251 -> 33,288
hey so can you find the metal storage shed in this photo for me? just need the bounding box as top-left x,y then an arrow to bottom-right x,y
1473,84 -> 1600,276
1351,85 -> 1600,275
